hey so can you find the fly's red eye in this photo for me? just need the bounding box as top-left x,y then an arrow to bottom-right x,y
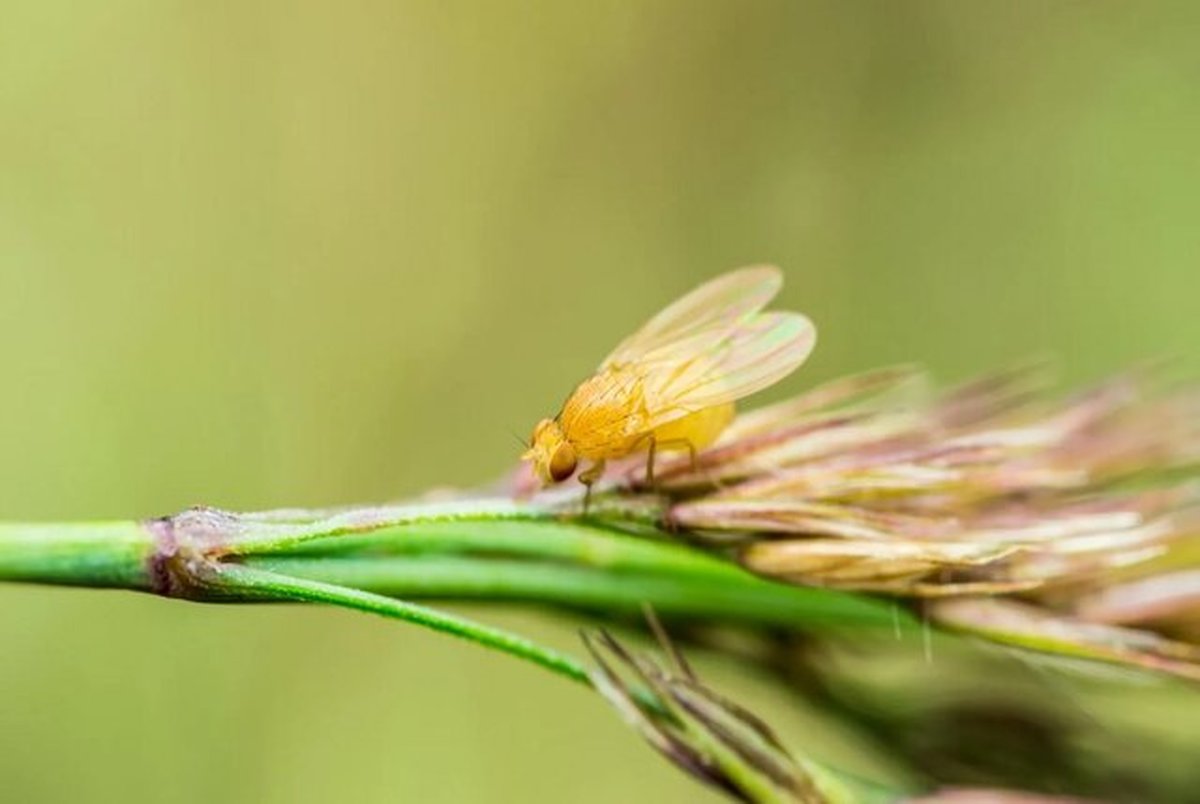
549,443 -> 577,482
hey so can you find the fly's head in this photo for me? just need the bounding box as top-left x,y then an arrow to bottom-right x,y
522,418 -> 578,485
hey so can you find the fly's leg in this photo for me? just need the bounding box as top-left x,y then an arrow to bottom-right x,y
646,435 -> 657,486
677,442 -> 728,491
578,459 -> 607,515
643,437 -> 698,489
681,440 -> 700,474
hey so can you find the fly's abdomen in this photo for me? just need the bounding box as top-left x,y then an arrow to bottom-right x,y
651,403 -> 735,451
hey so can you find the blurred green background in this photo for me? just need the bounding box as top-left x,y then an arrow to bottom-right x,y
2,2 -> 1199,801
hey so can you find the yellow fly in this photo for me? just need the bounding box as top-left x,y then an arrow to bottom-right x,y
522,265 -> 816,498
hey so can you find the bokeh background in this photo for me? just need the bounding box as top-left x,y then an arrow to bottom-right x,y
2,2 -> 1199,801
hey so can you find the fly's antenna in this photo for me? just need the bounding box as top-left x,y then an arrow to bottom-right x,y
506,427 -> 530,448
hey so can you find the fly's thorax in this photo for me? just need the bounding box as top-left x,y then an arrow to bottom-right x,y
558,367 -> 650,459
523,418 -> 578,484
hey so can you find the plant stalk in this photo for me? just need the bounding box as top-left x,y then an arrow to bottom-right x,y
0,499 -> 908,690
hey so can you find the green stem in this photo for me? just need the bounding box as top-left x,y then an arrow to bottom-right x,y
221,498 -> 565,555
0,521 -> 152,588
0,505 -> 911,706
244,554 -> 901,628
205,563 -> 592,687
0,505 -> 904,630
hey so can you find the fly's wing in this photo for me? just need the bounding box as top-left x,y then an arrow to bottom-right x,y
639,311 -> 816,430
600,265 -> 782,371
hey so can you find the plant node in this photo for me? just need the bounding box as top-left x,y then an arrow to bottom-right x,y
145,505 -> 238,598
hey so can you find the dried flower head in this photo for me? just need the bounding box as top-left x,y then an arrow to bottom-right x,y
584,617 -> 1105,803
582,611 -> 878,804
535,362 -> 1200,681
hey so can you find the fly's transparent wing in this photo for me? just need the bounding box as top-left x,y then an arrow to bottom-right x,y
600,265 -> 782,370
640,312 -> 816,428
